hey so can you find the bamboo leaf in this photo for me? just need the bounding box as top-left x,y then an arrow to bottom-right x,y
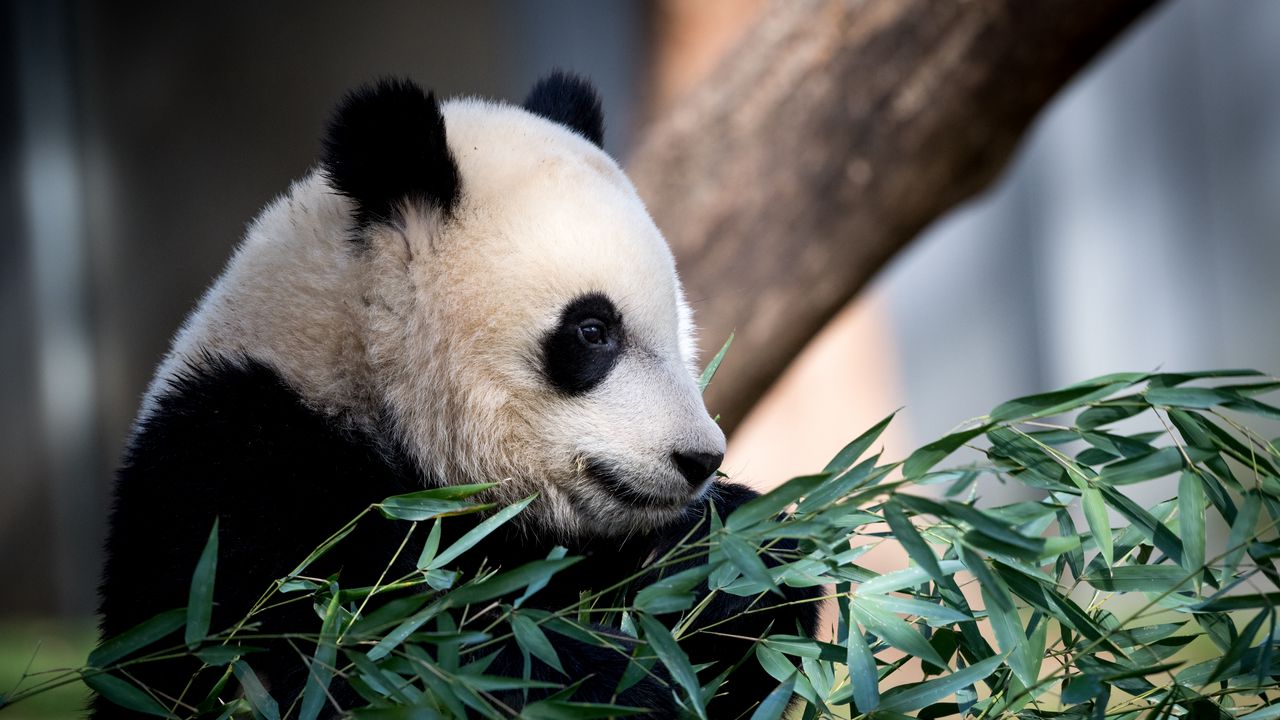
877,653 -> 1005,713
1145,386 -> 1240,408
81,672 -> 172,717
511,613 -> 566,676
638,613 -> 706,720
903,427 -> 987,479
1179,472 -> 1207,577
749,675 -> 798,720
185,519 -> 219,649
428,495 -> 536,569
823,412 -> 895,474
88,608 -> 185,669
1097,447 -> 1184,485
416,518 -> 443,570
856,561 -> 965,596
232,661 -> 280,720
1224,490 -> 1262,580
720,533 -> 782,596
844,606 -> 879,713
1084,565 -> 1194,593
699,333 -> 733,393
858,593 -> 971,627
1082,487 -> 1112,566
852,603 -> 947,670
990,382 -> 1127,423
299,592 -> 342,720
1207,608 -> 1269,683
726,474 -> 827,532
882,501 -> 943,581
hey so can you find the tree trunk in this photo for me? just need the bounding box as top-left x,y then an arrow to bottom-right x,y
629,0 -> 1158,434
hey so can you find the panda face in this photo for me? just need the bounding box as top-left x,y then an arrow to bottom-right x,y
326,78 -> 726,536
428,100 -> 725,535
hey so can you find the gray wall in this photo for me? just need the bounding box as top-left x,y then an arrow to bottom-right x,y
882,0 -> 1280,446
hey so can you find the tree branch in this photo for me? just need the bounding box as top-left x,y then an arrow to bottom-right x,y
629,0 -> 1159,433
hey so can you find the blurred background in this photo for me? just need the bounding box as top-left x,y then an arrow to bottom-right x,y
1,0 -> 1278,705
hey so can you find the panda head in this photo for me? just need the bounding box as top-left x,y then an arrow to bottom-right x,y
321,74 -> 726,537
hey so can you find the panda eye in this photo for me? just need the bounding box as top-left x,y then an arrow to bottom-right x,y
578,320 -> 608,346
542,293 -> 623,395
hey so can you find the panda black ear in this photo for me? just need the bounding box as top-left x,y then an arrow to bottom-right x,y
321,78 -> 460,229
522,71 -> 605,148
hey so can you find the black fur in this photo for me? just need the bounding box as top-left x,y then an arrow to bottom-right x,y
522,71 -> 605,148
93,357 -> 819,718
321,78 -> 461,229
541,292 -> 623,395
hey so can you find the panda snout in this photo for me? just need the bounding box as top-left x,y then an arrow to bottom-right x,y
670,449 -> 723,487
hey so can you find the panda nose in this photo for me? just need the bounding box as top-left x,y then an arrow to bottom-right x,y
671,450 -> 724,487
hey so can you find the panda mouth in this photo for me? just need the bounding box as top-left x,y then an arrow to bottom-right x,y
583,458 -> 691,511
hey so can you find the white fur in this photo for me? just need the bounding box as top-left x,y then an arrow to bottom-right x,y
143,99 -> 725,537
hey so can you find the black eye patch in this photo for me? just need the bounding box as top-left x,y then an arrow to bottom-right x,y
541,293 -> 623,395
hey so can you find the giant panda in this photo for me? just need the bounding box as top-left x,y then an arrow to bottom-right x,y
94,72 -> 819,718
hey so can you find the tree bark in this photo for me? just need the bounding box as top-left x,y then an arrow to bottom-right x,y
629,0 -> 1158,434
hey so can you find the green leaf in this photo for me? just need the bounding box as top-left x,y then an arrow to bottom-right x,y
387,482 -> 498,501
726,473 -> 827,532
1207,608 -> 1269,683
232,661 -> 280,720
1097,447 -> 1184,485
1056,509 -> 1085,579
1226,396 -> 1280,421
877,653 -> 1005,713
1060,674 -> 1104,705
990,382 -> 1127,423
416,518 -> 443,570
858,593 -> 970,627
521,700 -> 651,719
1084,565 -> 1194,593
1196,613 -> 1238,653
1077,402 -> 1147,430
637,613 -> 706,720
798,455 -> 882,513
194,645 -> 261,666
1194,592 -> 1280,612
443,557 -> 582,609
762,636 -> 846,662
882,501 -> 943,581
852,602 -> 947,670
299,592 -> 342,720
186,519 -> 219,649
903,426 -> 988,480
1225,490 -> 1262,580
515,546 -> 569,608
1098,486 -> 1183,565
81,672 -> 172,717
511,614 -> 565,676
1179,472 -> 1207,577
856,561 -> 965,596
429,495 -> 536,569
844,606 -> 879,713
634,564 -> 712,614
744,674 -> 796,720
88,608 -> 185,668
377,497 -> 489,521
720,533 -> 782,596
1145,386 -> 1238,408
1082,487 -> 1112,566
699,333 -> 733,393
823,412 -> 896,474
